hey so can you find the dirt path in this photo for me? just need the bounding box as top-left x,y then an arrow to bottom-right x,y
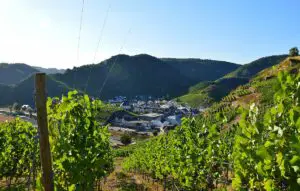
0,114 -> 13,122
101,158 -> 164,191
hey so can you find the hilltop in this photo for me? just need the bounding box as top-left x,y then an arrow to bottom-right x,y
0,75 -> 72,106
52,54 -> 239,100
0,63 -> 67,86
177,55 -> 287,107
0,63 -> 39,85
33,66 -> 66,74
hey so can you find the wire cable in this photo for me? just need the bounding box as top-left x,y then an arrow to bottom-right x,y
84,3 -> 111,92
98,28 -> 132,98
73,0 -> 85,89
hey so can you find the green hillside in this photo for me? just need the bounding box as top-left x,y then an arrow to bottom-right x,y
177,55 -> 287,107
204,56 -> 300,118
224,54 -> 287,78
0,63 -> 38,85
0,75 -> 72,106
162,58 -> 239,82
53,54 -> 239,100
123,56 -> 300,190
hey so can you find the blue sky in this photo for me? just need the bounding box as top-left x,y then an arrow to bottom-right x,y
0,0 -> 299,68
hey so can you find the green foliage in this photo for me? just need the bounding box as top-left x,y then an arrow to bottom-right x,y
12,102 -> 21,111
47,91 -> 113,190
0,119 -> 39,188
113,140 -> 148,158
123,71 -> 300,190
289,47 -> 299,57
233,71 -> 300,190
0,91 -> 114,190
254,78 -> 278,105
120,133 -> 132,145
177,91 -> 213,108
178,77 -> 248,108
188,81 -> 212,93
123,115 -> 233,190
179,55 -> 286,107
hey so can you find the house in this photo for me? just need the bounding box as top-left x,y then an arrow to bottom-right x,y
21,105 -> 33,112
177,106 -> 190,115
132,105 -> 146,113
108,96 -> 127,104
125,120 -> 151,130
166,115 -> 181,126
139,113 -> 163,121
120,101 -> 131,110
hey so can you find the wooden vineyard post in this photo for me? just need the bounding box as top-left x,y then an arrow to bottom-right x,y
35,73 -> 54,191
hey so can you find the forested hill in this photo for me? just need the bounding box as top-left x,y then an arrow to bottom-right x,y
177,55 -> 288,107
223,54 -> 287,79
0,63 -> 39,85
0,63 -> 67,86
161,57 -> 239,82
0,75 -> 72,106
53,54 -> 239,100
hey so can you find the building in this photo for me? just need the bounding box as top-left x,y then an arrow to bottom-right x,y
139,113 -> 163,121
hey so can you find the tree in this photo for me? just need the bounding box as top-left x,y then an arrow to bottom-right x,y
153,129 -> 159,136
12,102 -> 21,112
8,105 -> 12,113
120,133 -> 132,145
27,107 -> 33,118
289,47 -> 299,57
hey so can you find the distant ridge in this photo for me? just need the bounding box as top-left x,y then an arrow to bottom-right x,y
33,66 -> 66,74
0,63 -> 66,86
0,63 -> 38,85
0,74 -> 72,106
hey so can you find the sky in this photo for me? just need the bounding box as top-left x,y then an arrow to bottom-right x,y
0,0 -> 299,69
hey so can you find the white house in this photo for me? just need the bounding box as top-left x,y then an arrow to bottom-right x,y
120,101 -> 131,110
166,115 -> 181,126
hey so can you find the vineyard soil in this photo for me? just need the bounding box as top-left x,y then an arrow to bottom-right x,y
101,158 -> 164,191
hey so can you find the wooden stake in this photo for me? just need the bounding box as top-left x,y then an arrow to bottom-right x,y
35,73 -> 54,191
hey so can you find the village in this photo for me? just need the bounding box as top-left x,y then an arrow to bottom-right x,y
107,96 -> 201,132
0,95 -> 204,147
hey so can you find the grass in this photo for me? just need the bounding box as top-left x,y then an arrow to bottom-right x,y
177,92 -> 212,108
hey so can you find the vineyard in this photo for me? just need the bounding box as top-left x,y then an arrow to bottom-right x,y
0,70 -> 299,190
0,91 -> 113,190
123,71 -> 300,190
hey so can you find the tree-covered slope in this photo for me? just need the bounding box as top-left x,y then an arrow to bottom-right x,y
223,55 -> 287,79
162,58 -> 239,82
0,63 -> 39,85
178,55 -> 288,107
53,54 -> 240,100
0,75 -> 72,106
